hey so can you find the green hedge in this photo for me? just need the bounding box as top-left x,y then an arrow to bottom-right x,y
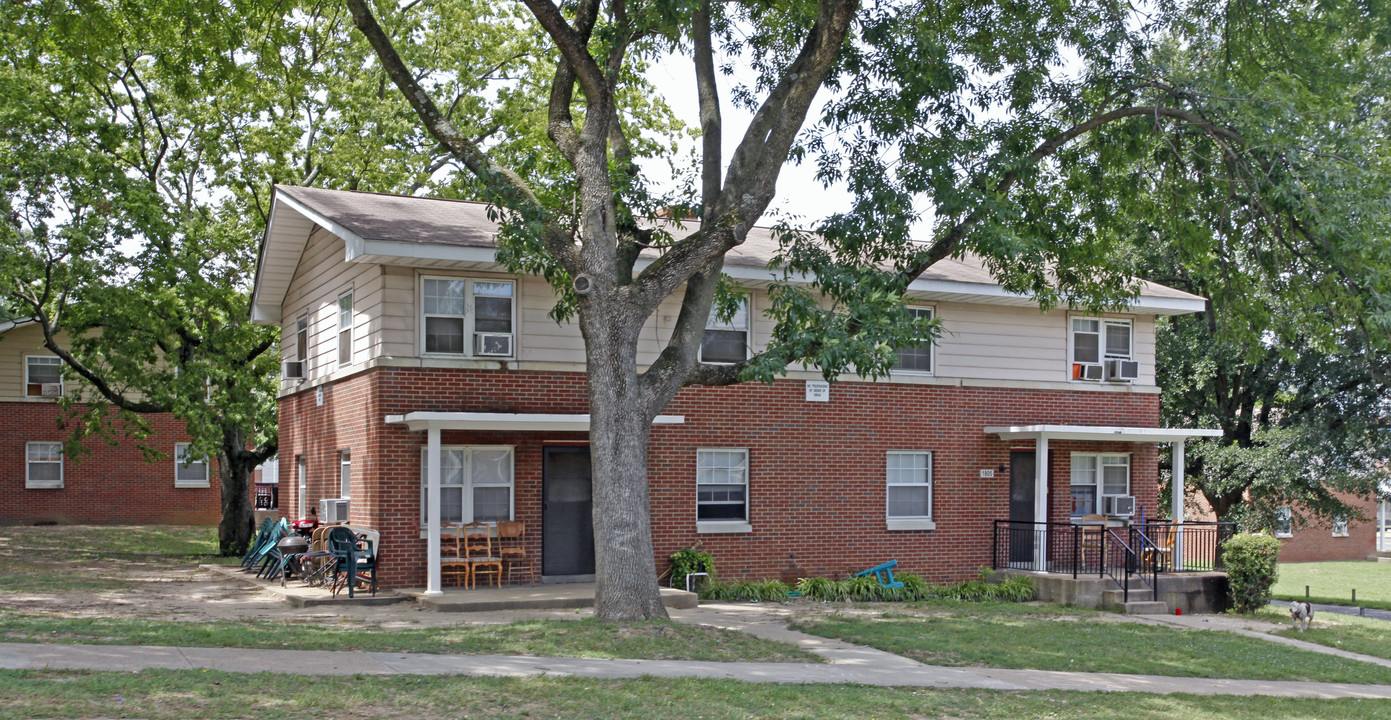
697,572 -> 1035,604
1223,532 -> 1282,613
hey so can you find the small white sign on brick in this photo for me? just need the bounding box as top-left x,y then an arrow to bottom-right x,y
805,380 -> 830,402
979,469 -> 996,479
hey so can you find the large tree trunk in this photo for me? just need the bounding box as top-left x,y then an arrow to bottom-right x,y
217,439 -> 255,557
584,303 -> 668,621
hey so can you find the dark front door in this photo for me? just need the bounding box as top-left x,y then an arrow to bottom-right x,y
1009,451 -> 1036,563
542,446 -> 595,577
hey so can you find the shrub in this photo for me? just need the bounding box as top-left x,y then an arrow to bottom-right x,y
1223,532 -> 1282,613
699,579 -> 791,602
669,547 -> 715,590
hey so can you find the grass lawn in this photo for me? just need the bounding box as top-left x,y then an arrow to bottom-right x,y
0,611 -> 815,662
0,525 -> 229,595
1238,606 -> 1391,662
791,601 -> 1391,685
1272,561 -> 1391,610
4,670 -> 1391,720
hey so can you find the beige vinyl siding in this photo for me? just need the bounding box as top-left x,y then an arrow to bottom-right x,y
933,303 -> 1067,383
0,324 -> 67,401
279,227 -> 382,390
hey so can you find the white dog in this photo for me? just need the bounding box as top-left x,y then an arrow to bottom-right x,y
1289,600 -> 1314,632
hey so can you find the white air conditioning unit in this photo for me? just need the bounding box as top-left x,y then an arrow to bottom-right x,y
319,498 -> 349,523
1102,495 -> 1136,517
40,383 -> 63,397
282,361 -> 304,379
475,333 -> 514,357
1104,359 -> 1139,382
1073,363 -> 1103,381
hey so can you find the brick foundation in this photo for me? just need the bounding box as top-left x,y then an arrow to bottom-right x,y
277,367 -> 1162,588
0,402 -> 220,525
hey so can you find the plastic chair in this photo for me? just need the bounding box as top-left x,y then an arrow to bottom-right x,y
497,521 -> 534,586
462,522 -> 502,589
327,526 -> 377,598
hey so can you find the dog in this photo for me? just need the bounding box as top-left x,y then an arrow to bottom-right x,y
1289,600 -> 1314,632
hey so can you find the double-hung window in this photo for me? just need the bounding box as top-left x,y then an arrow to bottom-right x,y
337,291 -> 353,366
26,442 -> 63,489
422,278 -> 515,357
1275,507 -> 1293,538
420,446 -> 515,526
700,296 -> 749,364
174,443 -> 210,488
696,449 -> 748,524
1332,515 -> 1349,537
1070,453 -> 1130,517
1070,317 -> 1132,380
25,356 -> 63,397
295,315 -> 309,368
893,307 -> 934,373
886,451 -> 933,523
339,450 -> 351,499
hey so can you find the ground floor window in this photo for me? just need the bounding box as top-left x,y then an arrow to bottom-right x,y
1070,453 -> 1130,517
1275,507 -> 1293,538
696,448 -> 748,522
174,443 -> 210,488
1333,514 -> 1349,537
886,451 -> 932,519
420,446 -> 515,525
26,442 -> 63,489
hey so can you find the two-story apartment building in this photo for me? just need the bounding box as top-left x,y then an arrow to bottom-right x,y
251,185 -> 1218,591
0,318 -> 220,525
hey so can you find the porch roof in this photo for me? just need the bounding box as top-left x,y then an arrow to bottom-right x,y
983,424 -> 1222,443
385,411 -> 685,432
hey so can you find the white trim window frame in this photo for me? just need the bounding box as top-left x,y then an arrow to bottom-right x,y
25,355 -> 63,397
174,443 -> 210,488
699,295 -> 750,365
1069,452 -> 1130,518
296,315 -> 309,366
886,451 -> 934,530
26,441 -> 64,489
1276,507 -> 1294,538
337,290 -> 353,366
696,448 -> 750,532
339,450 -> 351,499
1332,514 -> 1349,538
419,445 -> 516,527
1070,317 -> 1132,381
892,306 -> 935,374
420,276 -> 516,358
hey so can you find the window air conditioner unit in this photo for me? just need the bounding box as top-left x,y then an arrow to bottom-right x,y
1102,495 -> 1136,517
475,333 -> 514,357
282,361 -> 304,379
40,383 -> 63,397
1073,363 -> 1103,381
1104,359 -> 1139,382
319,498 -> 349,523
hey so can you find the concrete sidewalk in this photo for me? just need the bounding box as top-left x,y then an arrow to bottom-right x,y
3,641 -> 1391,698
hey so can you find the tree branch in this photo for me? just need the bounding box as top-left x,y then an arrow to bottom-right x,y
692,0 -> 722,215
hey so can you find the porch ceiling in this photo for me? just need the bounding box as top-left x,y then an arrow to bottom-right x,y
983,424 -> 1221,443
385,411 -> 686,432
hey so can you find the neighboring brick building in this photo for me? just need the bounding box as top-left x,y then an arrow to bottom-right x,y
1272,493 -> 1381,563
0,318 -> 221,526
252,186 -> 1216,591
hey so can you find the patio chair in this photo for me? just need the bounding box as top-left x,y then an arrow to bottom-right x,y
241,518 -> 277,567
247,519 -> 289,575
1079,514 -> 1107,571
497,520 -> 534,586
327,526 -> 377,598
1142,526 -> 1175,573
440,523 -> 469,588
462,522 -> 502,589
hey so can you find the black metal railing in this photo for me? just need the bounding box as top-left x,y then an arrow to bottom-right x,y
992,520 -> 1237,595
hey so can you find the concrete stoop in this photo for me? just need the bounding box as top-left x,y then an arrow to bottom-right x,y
1002,569 -> 1229,614
1120,601 -> 1170,615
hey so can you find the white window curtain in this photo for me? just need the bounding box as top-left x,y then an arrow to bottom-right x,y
420,447 -> 514,526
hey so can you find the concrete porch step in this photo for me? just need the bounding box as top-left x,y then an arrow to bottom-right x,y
1120,600 -> 1170,615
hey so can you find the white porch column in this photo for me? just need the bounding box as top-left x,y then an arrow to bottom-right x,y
1034,436 -> 1049,571
425,426 -> 443,596
1171,441 -> 1185,571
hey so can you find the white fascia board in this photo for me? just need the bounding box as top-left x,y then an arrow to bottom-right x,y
359,239 -> 499,265
0,317 -> 37,335
984,424 -> 1223,443
385,412 -> 685,432
248,195 -> 285,325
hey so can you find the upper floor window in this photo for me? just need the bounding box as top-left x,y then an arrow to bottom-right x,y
700,296 -> 748,364
26,441 -> 63,489
295,315 -> 308,364
1071,317 -> 1132,381
337,291 -> 353,366
422,278 -> 515,357
893,307 -> 934,373
174,443 -> 210,488
25,356 -> 63,397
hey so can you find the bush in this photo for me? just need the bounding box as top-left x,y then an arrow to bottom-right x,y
1223,532 -> 1282,613
699,579 -> 791,602
669,547 -> 715,590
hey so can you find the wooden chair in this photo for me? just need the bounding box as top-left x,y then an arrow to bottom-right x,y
463,522 -> 503,589
1079,514 -> 1107,571
440,523 -> 469,588
497,521 -> 535,586
1143,526 -> 1175,572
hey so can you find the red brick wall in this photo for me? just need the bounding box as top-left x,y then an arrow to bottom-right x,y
1277,494 -> 1379,563
0,402 -> 220,525
278,367 -> 1161,587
